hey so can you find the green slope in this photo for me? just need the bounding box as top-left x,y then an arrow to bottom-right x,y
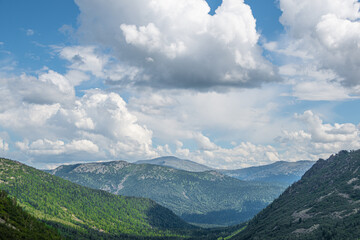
0,190 -> 62,240
0,158 -> 195,239
50,161 -> 284,226
232,150 -> 360,240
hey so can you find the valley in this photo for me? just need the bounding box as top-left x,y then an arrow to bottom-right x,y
1,151 -> 360,239
49,159 -> 285,226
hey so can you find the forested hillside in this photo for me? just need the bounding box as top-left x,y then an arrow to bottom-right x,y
232,150 -> 360,240
0,190 -> 62,240
0,158 -> 195,239
50,160 -> 284,226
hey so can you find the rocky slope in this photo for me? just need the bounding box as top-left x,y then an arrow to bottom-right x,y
232,150 -> 360,240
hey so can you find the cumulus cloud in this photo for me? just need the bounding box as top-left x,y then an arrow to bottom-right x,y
74,0 -> 278,90
16,139 -> 99,155
8,90 -> 158,165
60,46 -> 108,78
279,64 -> 358,101
276,110 -> 360,160
128,87 -> 284,145
0,66 -> 162,167
277,0 -> 360,87
1,71 -> 75,106
59,46 -> 140,86
126,89 -> 291,168
174,137 -> 281,169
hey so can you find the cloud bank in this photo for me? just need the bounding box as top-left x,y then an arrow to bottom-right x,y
74,0 -> 278,90
1,0 -> 360,169
276,0 -> 360,89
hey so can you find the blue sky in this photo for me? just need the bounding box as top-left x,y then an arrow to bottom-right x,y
0,0 -> 360,169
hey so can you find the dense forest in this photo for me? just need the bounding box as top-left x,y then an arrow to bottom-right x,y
49,160 -> 284,226
0,190 -> 62,240
3,150 -> 360,239
0,158 -> 243,239
0,158 -> 191,239
232,150 -> 360,240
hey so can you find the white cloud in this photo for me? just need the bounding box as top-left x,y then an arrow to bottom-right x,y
193,133 -> 218,151
276,110 -> 360,161
18,139 -> 99,155
59,45 -> 140,86
174,138 -> 281,169
3,70 -> 75,105
0,66 -> 162,167
60,46 -> 107,78
128,87 -> 285,145
279,64 -> 357,101
74,0 -> 278,90
120,23 -> 186,59
295,110 -> 358,143
277,0 -> 360,87
1,0 -> 359,170
126,89 -> 295,168
0,103 -> 61,131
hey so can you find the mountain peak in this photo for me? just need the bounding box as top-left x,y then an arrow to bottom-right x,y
51,160 -> 130,175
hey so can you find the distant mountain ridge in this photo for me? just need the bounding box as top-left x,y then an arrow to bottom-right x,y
134,156 -> 213,172
134,156 -> 315,186
220,160 -> 315,184
50,160 -> 285,227
232,150 -> 360,239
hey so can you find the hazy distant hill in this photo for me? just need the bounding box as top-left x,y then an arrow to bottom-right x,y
0,158 -> 195,239
136,157 -> 315,186
134,156 -> 213,172
232,150 -> 360,239
220,160 -> 315,185
50,161 -> 284,226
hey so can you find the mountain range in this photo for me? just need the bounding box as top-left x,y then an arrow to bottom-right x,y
0,158 -> 198,239
2,150 -> 360,239
219,160 -> 315,184
232,150 -> 360,239
134,156 -> 314,185
49,160 -> 284,226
